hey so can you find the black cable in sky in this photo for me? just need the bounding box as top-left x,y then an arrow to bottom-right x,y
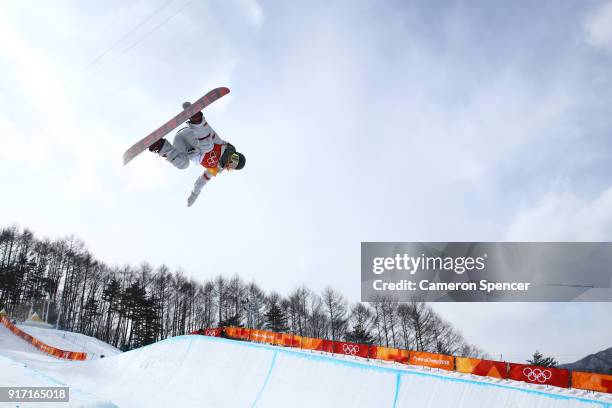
78,0 -> 178,75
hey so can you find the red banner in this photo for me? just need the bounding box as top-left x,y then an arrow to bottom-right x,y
572,371 -> 612,394
508,363 -> 569,388
320,339 -> 334,353
410,351 -> 454,371
333,341 -> 370,358
456,357 -> 508,379
0,316 -> 87,361
191,328 -> 222,337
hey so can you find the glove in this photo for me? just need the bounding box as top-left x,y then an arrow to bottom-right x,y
187,191 -> 199,207
186,173 -> 209,207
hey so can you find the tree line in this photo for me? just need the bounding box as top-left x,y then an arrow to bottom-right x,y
0,225 -> 484,357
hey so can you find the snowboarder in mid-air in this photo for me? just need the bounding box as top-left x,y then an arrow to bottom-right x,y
148,101 -> 246,207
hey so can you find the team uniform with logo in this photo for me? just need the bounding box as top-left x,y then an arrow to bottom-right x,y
150,109 -> 246,206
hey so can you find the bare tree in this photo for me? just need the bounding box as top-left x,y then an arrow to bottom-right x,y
0,225 -> 485,355
286,286 -> 310,336
322,287 -> 347,342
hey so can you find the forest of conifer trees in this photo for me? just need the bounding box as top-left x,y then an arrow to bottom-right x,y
0,225 -> 484,357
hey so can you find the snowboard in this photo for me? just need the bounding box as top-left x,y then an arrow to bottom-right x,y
122,87 -> 230,166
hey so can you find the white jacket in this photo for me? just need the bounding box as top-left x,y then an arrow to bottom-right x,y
173,119 -> 227,165
157,117 -> 230,206
173,118 -> 230,207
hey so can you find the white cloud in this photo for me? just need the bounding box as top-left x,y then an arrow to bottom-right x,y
584,0 -> 612,53
506,186 -> 612,241
0,19 -> 61,169
432,302 -> 612,363
0,1 -> 250,206
238,0 -> 264,27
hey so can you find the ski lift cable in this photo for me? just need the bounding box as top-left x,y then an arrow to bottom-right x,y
121,36 -> 197,83
121,4 -> 236,83
77,0 -> 178,77
107,0 -> 195,66
32,0 -> 180,111
59,0 -> 194,99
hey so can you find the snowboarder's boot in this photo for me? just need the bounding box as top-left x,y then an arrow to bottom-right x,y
148,138 -> 167,154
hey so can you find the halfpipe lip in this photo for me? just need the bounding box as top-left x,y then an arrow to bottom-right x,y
123,335 -> 612,408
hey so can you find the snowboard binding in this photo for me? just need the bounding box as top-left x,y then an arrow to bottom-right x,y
148,138 -> 167,154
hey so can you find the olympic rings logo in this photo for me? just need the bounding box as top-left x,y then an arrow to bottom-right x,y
205,151 -> 218,167
342,344 -> 360,355
205,329 -> 219,337
523,367 -> 552,383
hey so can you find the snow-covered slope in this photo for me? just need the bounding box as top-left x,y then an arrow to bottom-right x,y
0,324 -> 116,407
16,324 -> 121,359
2,325 -> 611,408
0,322 -> 57,363
20,335 -> 612,408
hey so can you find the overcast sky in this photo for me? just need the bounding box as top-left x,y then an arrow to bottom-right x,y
1,0 -> 611,364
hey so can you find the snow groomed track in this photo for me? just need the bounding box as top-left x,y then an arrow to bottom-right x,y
24,334 -> 612,408
15,324 -> 121,360
1,321 -> 611,407
0,324 -> 117,407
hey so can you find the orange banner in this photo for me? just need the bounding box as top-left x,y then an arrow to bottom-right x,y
249,329 -> 276,345
273,332 -> 283,345
224,326 -> 252,341
410,351 -> 454,371
287,334 -> 302,348
456,357 -> 507,379
572,371 -> 612,394
370,346 -> 409,364
300,336 -> 324,351
273,332 -> 301,348
0,316 -> 87,360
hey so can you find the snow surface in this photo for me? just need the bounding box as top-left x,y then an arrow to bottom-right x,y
1,325 -> 611,407
0,324 -> 116,407
16,324 -> 121,360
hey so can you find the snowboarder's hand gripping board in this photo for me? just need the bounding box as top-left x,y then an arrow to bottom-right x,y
122,87 -> 230,166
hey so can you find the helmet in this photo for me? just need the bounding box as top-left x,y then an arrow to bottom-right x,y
220,144 -> 246,170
